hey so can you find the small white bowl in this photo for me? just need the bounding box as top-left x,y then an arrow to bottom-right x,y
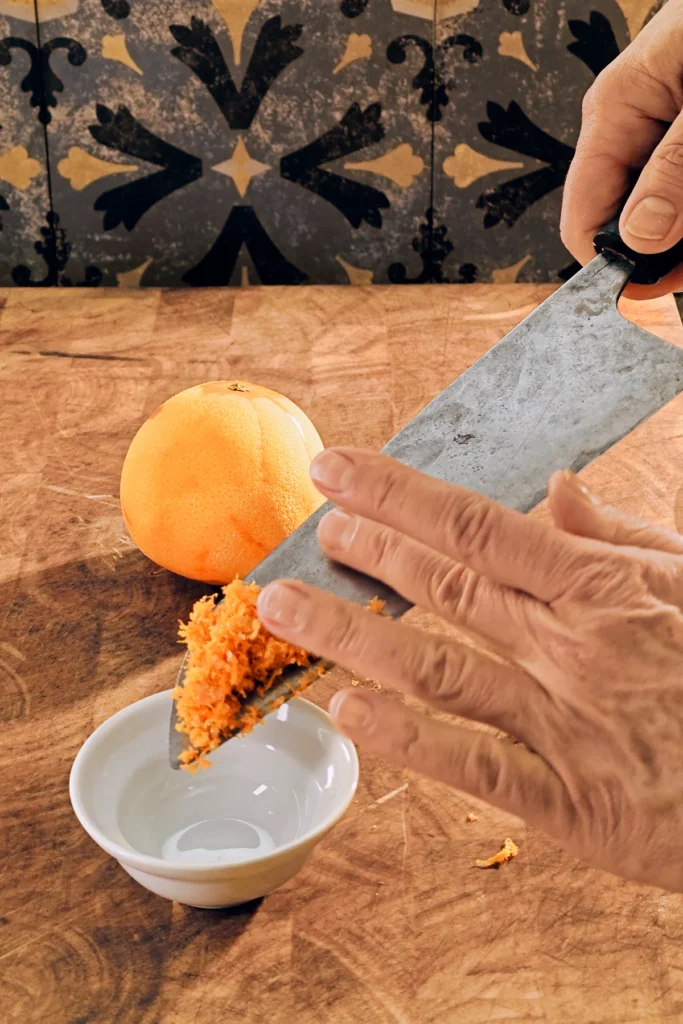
70,689 -> 358,908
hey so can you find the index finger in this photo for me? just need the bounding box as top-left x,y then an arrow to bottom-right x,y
309,449 -> 592,603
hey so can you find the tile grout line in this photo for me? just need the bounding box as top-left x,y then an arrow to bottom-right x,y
429,0 -> 437,276
32,0 -> 57,280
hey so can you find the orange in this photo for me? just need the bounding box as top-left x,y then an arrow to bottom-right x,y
120,380 -> 325,583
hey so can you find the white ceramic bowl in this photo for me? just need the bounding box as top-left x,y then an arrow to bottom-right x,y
70,689 -> 358,908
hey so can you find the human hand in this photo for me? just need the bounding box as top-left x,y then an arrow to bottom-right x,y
257,449 -> 683,892
561,0 -> 683,298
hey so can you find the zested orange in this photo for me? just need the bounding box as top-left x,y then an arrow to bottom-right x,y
120,380 -> 324,583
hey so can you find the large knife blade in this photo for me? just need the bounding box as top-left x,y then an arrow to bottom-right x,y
170,250 -> 683,767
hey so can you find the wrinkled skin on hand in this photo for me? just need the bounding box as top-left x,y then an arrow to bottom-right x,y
258,449 -> 683,892
562,0 -> 683,299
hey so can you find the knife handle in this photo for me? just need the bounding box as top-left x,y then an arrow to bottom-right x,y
593,217 -> 683,285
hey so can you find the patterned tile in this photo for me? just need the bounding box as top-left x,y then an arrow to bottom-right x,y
0,3 -> 51,286
34,0 -> 434,286
432,0 -> 666,284
0,0 -> 670,286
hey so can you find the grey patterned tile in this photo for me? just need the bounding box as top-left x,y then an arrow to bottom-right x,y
0,6 -> 51,286
432,0 -> 663,284
37,0 -> 435,286
2,0 -> 669,286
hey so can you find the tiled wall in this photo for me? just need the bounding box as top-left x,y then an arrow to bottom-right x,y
0,1 -> 663,287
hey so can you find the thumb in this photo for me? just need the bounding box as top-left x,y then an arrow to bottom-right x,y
620,109 -> 683,257
548,471 -> 683,554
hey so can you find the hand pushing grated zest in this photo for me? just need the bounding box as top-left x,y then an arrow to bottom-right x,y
174,582 -> 387,772
174,580 -> 312,772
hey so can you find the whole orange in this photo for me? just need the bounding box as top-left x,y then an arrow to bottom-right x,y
120,381 -> 325,583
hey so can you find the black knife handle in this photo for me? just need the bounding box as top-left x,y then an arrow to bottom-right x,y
593,216 -> 683,285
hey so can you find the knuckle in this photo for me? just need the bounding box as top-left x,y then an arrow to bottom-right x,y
465,737 -> 505,800
559,214 -> 574,251
608,51 -> 658,106
410,641 -> 450,700
371,466 -> 404,519
581,80 -> 601,119
644,553 -> 683,601
649,141 -> 683,184
580,65 -> 620,118
541,621 -> 593,683
408,639 -> 469,705
432,563 -> 479,620
366,523 -> 402,574
565,550 -> 639,604
429,561 -> 468,613
580,55 -> 658,130
619,51 -> 662,94
325,605 -> 362,656
444,495 -> 498,563
394,719 -> 422,763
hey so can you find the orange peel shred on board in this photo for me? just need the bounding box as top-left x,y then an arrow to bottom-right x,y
475,838 -> 518,869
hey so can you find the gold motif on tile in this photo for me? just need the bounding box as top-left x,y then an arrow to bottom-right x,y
58,147 -> 138,191
0,146 -> 41,190
2,0 -> 77,21
345,144 -> 425,189
498,31 -> 537,71
213,0 -> 260,66
336,256 -> 373,285
212,138 -> 270,198
443,143 -> 523,189
116,257 -> 153,288
615,0 -> 656,39
491,254 -> 531,283
392,0 -> 480,21
333,33 -> 372,75
102,34 -> 143,75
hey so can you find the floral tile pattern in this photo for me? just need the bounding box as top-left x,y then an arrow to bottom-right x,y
431,0 -> 661,284
0,4 -> 51,285
0,0 -> 666,287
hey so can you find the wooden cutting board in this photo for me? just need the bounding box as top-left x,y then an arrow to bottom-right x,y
1,285 -> 682,1024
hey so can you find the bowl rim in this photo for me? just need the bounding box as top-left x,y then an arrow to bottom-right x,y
69,689 -> 359,880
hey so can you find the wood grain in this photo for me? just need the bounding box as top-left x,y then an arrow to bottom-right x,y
1,285 -> 683,1024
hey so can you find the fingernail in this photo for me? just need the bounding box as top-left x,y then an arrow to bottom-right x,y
318,509 -> 357,550
330,691 -> 373,731
625,196 -> 677,241
311,450 -> 355,493
257,581 -> 310,630
564,470 -> 601,505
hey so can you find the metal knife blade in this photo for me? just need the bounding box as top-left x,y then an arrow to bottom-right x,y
170,253 -> 683,767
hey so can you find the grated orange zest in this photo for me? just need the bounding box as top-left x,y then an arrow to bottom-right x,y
174,579 -> 311,770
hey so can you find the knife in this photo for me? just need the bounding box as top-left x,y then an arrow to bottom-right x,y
170,220 -> 683,768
